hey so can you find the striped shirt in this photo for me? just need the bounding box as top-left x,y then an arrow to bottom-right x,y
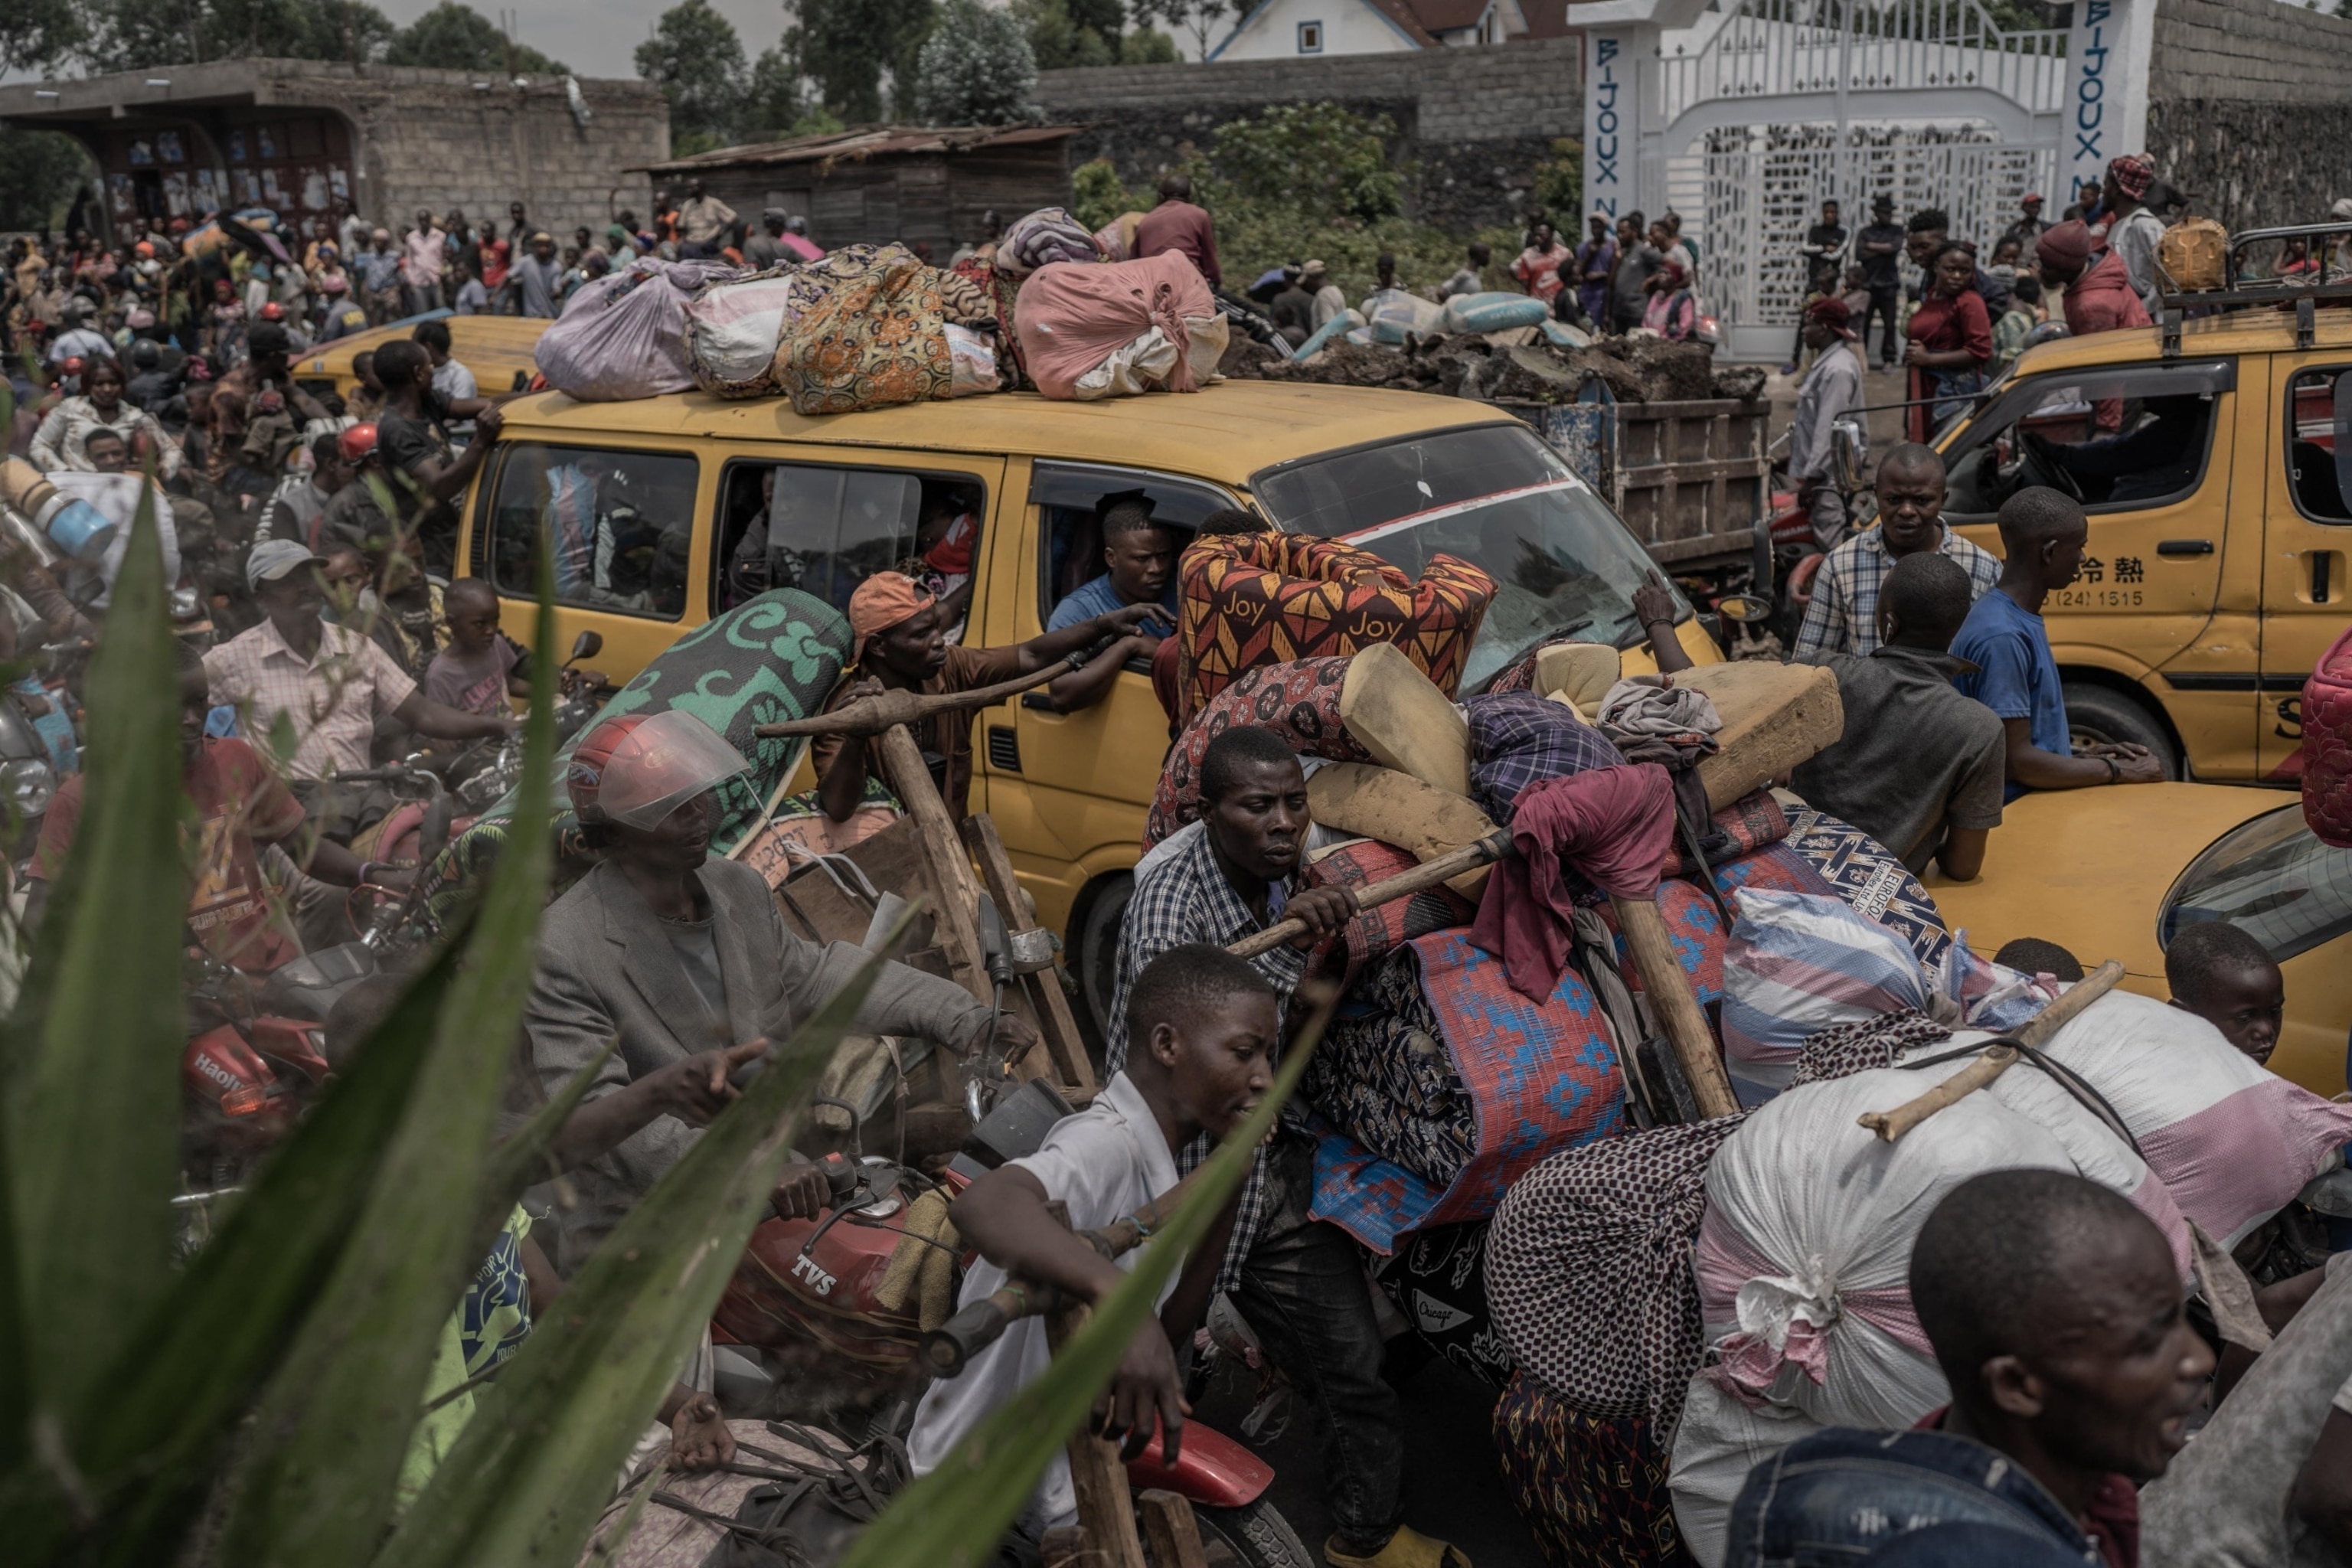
1792,521 -> 2003,658
1107,822 -> 1309,1297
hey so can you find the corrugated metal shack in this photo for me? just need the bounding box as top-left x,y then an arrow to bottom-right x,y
637,124 -> 1082,256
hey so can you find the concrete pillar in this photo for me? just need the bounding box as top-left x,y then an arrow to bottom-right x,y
2060,0 -> 2156,202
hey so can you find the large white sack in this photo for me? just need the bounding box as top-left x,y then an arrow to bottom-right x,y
682,270 -> 807,397
1942,988 -> 2352,1250
537,257 -> 735,403
1720,889 -> 1934,1102
1667,1376 -> 1821,1568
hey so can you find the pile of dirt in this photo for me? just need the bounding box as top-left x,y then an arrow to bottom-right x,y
1231,328 -> 1758,407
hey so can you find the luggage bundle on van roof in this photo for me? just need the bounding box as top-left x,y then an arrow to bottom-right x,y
532,207 -> 1237,416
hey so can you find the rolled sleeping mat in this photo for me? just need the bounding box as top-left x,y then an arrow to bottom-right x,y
0,459 -> 118,564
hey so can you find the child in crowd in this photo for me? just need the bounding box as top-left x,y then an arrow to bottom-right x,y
2165,920 -> 2286,1065
425,577 -> 528,717
1993,274 -> 2045,368
906,943 -> 1279,1552
1991,936 -> 2084,982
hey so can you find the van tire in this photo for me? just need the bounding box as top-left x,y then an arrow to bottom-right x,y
1073,872 -> 1133,1076
2063,681 -> 2180,779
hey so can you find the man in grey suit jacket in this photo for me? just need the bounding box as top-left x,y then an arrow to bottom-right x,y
526,711 -> 1031,1270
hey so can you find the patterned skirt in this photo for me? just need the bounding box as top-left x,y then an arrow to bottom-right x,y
1492,1370 -> 1697,1568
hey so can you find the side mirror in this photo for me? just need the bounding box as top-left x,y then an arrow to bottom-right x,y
2334,376 -> 2352,514
1829,419 -> 1865,493
569,629 -> 603,661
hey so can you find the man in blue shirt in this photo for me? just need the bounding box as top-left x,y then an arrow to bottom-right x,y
1950,485 -> 2164,799
1047,495 -> 1178,635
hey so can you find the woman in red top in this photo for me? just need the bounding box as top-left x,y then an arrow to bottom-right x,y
1904,243 -> 1994,437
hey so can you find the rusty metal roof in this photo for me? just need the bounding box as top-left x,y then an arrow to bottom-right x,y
637,123 -> 1084,175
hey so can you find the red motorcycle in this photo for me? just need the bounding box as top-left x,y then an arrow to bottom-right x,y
708,1089 -> 1313,1568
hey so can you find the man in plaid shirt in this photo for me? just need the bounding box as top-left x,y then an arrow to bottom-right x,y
1108,727 -> 1473,1568
1792,444 -> 2001,658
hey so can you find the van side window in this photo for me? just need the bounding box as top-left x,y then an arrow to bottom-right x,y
712,463 -> 989,635
484,443 -> 699,620
1941,359 -> 2235,520
1028,463 -> 1240,630
2285,368 -> 2352,523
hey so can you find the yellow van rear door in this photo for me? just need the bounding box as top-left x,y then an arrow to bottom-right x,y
2257,351 -> 2352,781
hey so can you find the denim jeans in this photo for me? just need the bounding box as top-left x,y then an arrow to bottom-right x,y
1725,1426 -> 2102,1567
1233,1132 -> 1403,1547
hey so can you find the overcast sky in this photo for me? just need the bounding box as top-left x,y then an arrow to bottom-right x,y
371,0 -> 796,81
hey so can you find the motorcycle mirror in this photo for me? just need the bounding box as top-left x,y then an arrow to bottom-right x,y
1714,593 -> 1772,624
975,893 -> 1014,988
1828,419 -> 1865,495
568,629 -> 603,662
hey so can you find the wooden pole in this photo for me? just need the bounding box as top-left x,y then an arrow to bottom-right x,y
965,812 -> 1099,1096
1225,831 -> 1512,961
753,662 -> 1072,738
1856,959 -> 2126,1142
1041,1200 -> 1149,1568
1609,893 -> 1741,1121
871,722 -> 990,1001
1137,1491 -> 1211,1568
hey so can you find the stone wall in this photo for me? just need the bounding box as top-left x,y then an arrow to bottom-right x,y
291,64 -> 671,242
1034,38 -> 1581,233
2146,0 -> 2352,231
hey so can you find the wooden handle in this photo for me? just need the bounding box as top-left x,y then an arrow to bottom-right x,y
1224,831 -> 1513,960
1611,893 -> 1742,1121
1857,959 -> 2126,1142
755,662 -> 1069,738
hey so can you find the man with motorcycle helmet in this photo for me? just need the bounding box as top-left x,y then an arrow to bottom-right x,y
524,710 -> 1039,1272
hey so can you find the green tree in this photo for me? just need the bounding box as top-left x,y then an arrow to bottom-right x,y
0,0 -> 83,77
0,129 -> 96,231
635,0 -> 750,152
1014,0 -> 1113,69
1130,0 -> 1233,59
384,1 -> 567,74
1120,26 -> 1179,61
789,0 -> 936,122
1070,156 -> 1145,230
740,44 -> 811,141
79,0 -> 401,71
1210,101 -> 1403,223
915,0 -> 1036,126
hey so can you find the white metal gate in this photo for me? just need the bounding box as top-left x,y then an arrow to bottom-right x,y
1656,0 -> 2069,361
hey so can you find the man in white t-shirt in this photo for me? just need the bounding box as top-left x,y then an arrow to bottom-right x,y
906,944 -> 1279,1544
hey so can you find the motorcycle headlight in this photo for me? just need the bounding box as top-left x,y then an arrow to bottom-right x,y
170,586 -> 202,619
3,758 -> 55,818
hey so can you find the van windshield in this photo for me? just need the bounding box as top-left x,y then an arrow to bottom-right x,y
2158,804 -> 2352,964
1251,424 -> 1682,690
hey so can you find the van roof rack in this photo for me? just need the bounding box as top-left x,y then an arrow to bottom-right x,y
2152,221 -> 2352,358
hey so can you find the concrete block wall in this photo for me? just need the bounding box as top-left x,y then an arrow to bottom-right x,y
1034,38 -> 1581,232
2146,0 -> 2352,230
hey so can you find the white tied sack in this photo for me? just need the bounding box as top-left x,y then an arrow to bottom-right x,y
1669,1058 -> 2187,1566
681,270 -> 808,397
1994,988 -> 2352,1249
944,325 -> 1001,397
537,256 -> 736,403
1071,313 -> 1227,401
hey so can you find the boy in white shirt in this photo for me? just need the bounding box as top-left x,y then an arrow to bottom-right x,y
906,943 -> 1279,1542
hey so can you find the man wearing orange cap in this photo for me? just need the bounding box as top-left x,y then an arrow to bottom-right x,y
813,571 -> 1167,825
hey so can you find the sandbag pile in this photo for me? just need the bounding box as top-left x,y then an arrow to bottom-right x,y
1243,328 -> 1760,406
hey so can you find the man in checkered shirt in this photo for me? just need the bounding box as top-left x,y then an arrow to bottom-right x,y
1109,727 -> 1471,1568
1792,443 -> 2001,658
204,540 -> 520,838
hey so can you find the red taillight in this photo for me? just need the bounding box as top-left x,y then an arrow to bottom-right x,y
221,1083 -> 273,1117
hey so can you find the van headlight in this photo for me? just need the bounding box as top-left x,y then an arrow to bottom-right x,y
2,758 -> 55,818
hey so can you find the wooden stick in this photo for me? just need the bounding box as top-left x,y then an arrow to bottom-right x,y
1857,959 -> 2126,1142
753,662 -> 1070,738
1137,1491 -> 1211,1568
872,723 -> 989,1001
1226,831 -> 1513,961
1611,893 -> 1742,1121
964,812 -> 1099,1097
1041,1196 -> 1150,1568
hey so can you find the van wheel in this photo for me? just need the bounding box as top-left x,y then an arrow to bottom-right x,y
1073,872 -> 1132,1077
2063,681 -> 2180,779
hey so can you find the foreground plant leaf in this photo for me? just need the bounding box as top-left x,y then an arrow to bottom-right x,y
374,926 -> 910,1568
212,550 -> 563,1566
8,488 -> 184,1438
0,923 -> 468,1564
840,1004 -> 1330,1568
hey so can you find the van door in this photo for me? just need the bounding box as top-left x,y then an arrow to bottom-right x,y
2258,354 -> 2352,780
974,461 -> 1243,936
1940,356 -> 2251,776
469,437 -> 709,684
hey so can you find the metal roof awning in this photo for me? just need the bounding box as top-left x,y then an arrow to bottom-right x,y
634,122 -> 1084,175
